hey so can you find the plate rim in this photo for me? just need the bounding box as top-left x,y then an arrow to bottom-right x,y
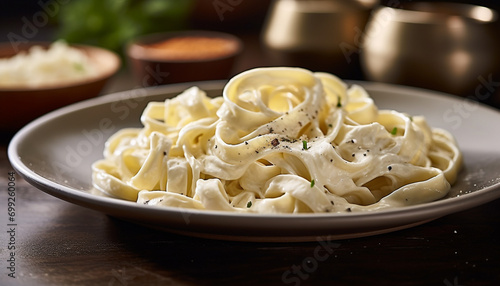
8,80 -> 500,241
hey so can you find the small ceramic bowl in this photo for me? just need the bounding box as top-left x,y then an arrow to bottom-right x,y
0,42 -> 120,133
126,30 -> 243,87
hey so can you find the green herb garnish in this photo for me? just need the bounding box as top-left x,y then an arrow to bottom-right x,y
391,127 -> 398,135
302,140 -> 308,150
310,179 -> 315,188
246,201 -> 252,208
337,96 -> 342,107
73,62 -> 84,72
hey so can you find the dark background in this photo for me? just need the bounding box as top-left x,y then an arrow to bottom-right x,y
1,0 -> 499,42
1,0 -> 499,106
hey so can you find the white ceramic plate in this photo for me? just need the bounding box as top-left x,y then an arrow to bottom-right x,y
8,81 -> 500,242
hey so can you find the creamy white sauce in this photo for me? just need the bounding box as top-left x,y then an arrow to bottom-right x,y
92,67 -> 462,213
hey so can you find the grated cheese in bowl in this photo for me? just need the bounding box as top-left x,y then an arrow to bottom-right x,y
0,41 -> 98,88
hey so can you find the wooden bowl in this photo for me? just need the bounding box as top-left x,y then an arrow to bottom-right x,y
0,42 -> 120,133
126,30 -> 243,87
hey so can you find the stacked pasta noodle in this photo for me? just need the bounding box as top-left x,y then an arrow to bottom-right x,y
92,67 -> 462,213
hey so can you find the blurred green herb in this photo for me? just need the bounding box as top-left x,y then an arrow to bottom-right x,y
56,0 -> 194,55
73,62 -> 84,72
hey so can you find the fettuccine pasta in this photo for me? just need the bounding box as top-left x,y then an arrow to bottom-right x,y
92,67 -> 462,213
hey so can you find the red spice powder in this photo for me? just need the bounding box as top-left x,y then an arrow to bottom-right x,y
142,37 -> 239,61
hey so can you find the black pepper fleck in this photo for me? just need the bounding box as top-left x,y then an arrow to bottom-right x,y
388,166 -> 392,171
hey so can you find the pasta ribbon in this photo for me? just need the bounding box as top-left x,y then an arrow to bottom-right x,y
92,67 -> 462,213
